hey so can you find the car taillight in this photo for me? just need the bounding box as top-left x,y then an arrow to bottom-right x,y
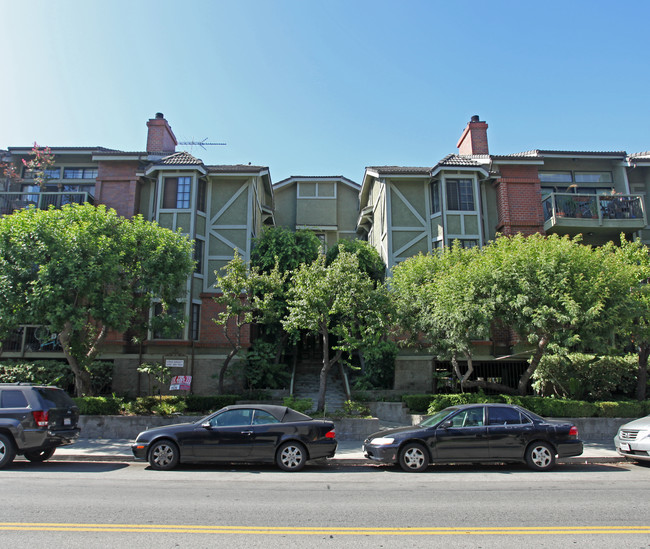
33,411 -> 49,427
569,426 -> 579,437
325,429 -> 336,439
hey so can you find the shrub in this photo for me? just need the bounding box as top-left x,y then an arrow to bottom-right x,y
283,396 -> 313,414
184,395 -> 239,414
243,341 -> 291,391
73,396 -> 124,415
532,353 -> 638,401
596,401 -> 647,418
402,394 -> 436,413
353,341 -> 397,390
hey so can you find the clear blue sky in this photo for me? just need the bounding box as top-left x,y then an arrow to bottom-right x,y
2,0 -> 649,183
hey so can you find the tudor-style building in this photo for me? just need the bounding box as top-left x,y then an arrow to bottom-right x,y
2,113 -> 650,397
1,114 -> 275,395
273,175 -> 360,249
357,116 -> 650,391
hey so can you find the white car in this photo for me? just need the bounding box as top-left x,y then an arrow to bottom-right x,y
614,415 -> 650,463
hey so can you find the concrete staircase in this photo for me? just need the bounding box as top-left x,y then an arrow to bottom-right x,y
292,360 -> 349,412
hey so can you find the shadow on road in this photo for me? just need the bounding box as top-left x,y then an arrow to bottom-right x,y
9,460 -> 130,473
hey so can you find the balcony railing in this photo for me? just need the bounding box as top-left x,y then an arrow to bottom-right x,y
1,326 -> 63,354
0,191 -> 94,216
543,193 -> 646,226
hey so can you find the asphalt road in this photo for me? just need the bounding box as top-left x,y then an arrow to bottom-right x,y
1,459 -> 649,548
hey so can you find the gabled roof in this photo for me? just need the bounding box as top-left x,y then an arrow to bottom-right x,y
155,151 -> 204,166
206,164 -> 269,174
274,175 -> 360,191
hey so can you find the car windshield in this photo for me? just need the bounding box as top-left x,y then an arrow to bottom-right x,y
418,407 -> 458,428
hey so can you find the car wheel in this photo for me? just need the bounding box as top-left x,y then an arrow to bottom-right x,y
398,442 -> 429,473
276,441 -> 307,472
148,440 -> 180,470
525,441 -> 556,471
24,447 -> 56,462
0,434 -> 17,469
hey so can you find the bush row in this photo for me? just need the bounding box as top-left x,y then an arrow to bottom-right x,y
402,393 -> 650,418
73,395 -> 240,416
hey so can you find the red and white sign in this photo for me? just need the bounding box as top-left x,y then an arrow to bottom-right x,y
170,375 -> 192,391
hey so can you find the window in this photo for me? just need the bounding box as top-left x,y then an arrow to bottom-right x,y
539,172 -> 572,184
446,179 -> 475,211
210,409 -> 253,427
23,167 -> 60,180
431,181 -> 441,214
450,239 -> 478,249
197,179 -> 206,212
194,239 -> 204,274
488,406 -> 531,426
152,302 -> 184,340
449,407 -> 484,427
252,410 -> 280,425
191,304 -> 200,341
63,167 -> 98,179
0,390 -> 28,408
575,172 -> 612,184
163,176 -> 192,209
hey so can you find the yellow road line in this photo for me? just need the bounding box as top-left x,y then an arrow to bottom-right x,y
0,523 -> 649,536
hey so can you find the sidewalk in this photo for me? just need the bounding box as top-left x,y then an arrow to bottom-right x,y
48,438 -> 622,465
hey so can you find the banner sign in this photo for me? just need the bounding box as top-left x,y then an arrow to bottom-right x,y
170,375 -> 192,391
166,359 -> 185,368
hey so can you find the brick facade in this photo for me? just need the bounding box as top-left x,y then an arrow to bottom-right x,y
96,160 -> 141,218
494,164 -> 545,235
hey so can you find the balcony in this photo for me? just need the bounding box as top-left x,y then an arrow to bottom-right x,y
542,193 -> 647,236
0,191 -> 94,216
1,326 -> 63,355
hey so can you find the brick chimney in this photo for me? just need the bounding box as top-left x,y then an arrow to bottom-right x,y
146,112 -> 177,155
456,115 -> 489,156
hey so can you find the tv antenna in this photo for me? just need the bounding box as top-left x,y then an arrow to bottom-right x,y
178,137 -> 227,151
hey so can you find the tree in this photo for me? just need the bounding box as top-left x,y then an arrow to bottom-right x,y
250,226 -> 323,363
326,239 -> 386,284
483,233 -> 635,395
391,245 -> 493,391
251,226 -> 321,274
213,251 -> 285,393
0,203 -> 194,395
283,250 -> 393,411
615,237 -> 650,400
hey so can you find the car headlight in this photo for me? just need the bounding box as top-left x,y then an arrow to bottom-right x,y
370,437 -> 395,445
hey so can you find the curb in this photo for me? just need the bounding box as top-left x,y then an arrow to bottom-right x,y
46,455 -> 626,465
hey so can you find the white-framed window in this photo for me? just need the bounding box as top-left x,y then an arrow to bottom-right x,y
163,176 -> 192,209
446,179 -> 475,211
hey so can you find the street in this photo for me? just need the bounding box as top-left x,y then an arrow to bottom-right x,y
1,459 -> 649,548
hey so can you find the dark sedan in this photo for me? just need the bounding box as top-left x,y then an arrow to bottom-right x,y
132,404 -> 337,471
363,403 -> 583,472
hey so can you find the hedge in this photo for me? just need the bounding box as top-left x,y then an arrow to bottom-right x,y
73,394 -> 240,416
401,393 -> 650,418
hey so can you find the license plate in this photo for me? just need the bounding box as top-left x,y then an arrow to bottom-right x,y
64,418 -> 71,426
620,442 -> 630,452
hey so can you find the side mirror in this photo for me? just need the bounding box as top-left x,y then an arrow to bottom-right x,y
201,422 -> 212,429
440,420 -> 453,429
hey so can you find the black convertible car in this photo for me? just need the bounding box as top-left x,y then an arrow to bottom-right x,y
363,403 -> 583,472
132,404 -> 337,471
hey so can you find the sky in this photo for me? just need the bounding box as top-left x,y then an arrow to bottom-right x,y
2,0 -> 649,184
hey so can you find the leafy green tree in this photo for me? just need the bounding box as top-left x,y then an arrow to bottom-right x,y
392,245 -> 493,391
0,203 -> 194,395
615,237 -> 650,400
213,251 -> 285,393
326,239 -> 386,284
250,226 -> 323,363
250,226 -> 321,274
483,233 -> 635,395
283,250 -> 393,411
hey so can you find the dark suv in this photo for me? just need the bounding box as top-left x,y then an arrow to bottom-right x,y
0,383 -> 80,468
